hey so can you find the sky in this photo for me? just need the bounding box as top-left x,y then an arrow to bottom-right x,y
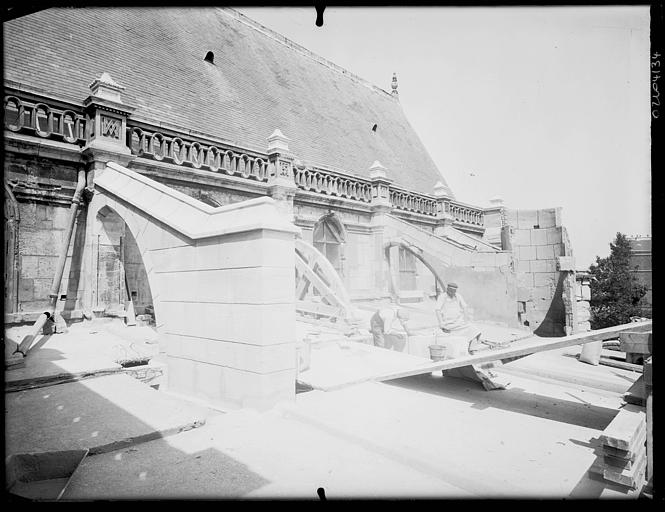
238,6 -> 651,270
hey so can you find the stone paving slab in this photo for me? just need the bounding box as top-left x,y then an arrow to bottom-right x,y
61,406 -> 470,500
5,321 -> 160,390
297,340 -> 435,391
5,373 -> 216,457
61,367 -> 640,499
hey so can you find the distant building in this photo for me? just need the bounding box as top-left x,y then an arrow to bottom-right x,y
628,236 -> 652,316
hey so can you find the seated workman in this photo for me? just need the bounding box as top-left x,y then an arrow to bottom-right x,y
435,282 -> 481,354
369,304 -> 413,352
435,282 -> 509,390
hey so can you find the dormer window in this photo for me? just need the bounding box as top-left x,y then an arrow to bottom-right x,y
204,51 -> 215,64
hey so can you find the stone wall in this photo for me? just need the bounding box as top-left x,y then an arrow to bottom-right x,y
90,163 -> 299,410
384,214 -> 519,327
505,207 -> 571,336
575,274 -> 592,332
5,154 -> 87,322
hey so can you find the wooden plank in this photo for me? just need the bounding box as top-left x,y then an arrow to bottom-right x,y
370,320 -> 652,383
294,253 -> 339,306
619,331 -> 652,355
295,273 -> 311,300
296,301 -> 342,317
599,356 -> 643,372
600,404 -> 646,450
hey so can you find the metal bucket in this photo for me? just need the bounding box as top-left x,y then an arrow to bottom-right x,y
428,344 -> 447,361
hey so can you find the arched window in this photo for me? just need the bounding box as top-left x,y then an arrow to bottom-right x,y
313,213 -> 345,276
398,247 -> 418,290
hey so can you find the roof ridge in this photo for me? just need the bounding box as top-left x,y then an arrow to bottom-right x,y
219,7 -> 397,101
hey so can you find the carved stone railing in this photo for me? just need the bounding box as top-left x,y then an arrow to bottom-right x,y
126,126 -> 271,182
4,90 -> 487,227
293,165 -> 373,203
4,95 -> 87,144
447,200 -> 484,226
389,186 -> 437,217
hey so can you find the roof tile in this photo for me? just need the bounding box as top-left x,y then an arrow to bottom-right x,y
3,7 -> 454,196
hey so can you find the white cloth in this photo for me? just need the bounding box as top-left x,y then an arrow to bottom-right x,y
377,307 -> 406,336
436,293 -> 469,331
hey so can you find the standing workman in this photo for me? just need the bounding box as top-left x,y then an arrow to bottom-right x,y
370,303 -> 414,352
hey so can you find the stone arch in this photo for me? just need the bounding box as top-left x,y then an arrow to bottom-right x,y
4,182 -> 20,315
93,204 -> 156,320
87,195 -> 165,330
384,239 -> 448,302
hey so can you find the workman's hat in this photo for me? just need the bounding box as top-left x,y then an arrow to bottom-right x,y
446,282 -> 458,289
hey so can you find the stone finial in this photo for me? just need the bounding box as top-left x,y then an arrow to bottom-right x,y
433,181 -> 450,199
489,195 -> 505,207
267,129 -> 290,153
88,73 -> 125,103
391,73 -> 398,96
369,160 -> 388,179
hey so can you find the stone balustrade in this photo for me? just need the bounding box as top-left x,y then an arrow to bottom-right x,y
293,165 -> 373,203
126,126 -> 271,182
4,95 -> 87,144
447,200 -> 485,226
4,90 -> 488,225
389,186 -> 437,216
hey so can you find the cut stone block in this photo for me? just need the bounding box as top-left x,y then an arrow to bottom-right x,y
643,357 -> 652,387
533,273 -> 555,288
513,229 -> 531,246
619,331 -> 652,355
516,260 -> 531,273
516,286 -> 532,301
530,229 -> 548,246
545,227 -> 562,245
532,286 -> 553,302
536,244 -> 555,260
537,209 -> 557,228
516,273 -> 534,289
160,302 -> 295,346
517,209 -> 538,229
576,308 -> 591,323
167,356 -> 295,411
557,256 -> 575,271
600,404 -> 647,451
530,260 -> 556,273
518,246 -> 537,260
603,450 -> 646,489
163,333 -> 295,374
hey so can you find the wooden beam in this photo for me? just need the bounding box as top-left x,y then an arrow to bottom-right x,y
371,320 -> 652,383
295,253 -> 339,306
296,274 -> 311,300
296,301 -> 342,318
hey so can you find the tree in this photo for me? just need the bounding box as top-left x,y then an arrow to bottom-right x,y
588,232 -> 648,329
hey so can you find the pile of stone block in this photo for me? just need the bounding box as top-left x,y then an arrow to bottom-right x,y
620,330 -> 652,365
590,404 -> 647,490
620,330 -> 652,406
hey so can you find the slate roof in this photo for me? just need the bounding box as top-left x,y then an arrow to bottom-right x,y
3,7 -> 454,196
